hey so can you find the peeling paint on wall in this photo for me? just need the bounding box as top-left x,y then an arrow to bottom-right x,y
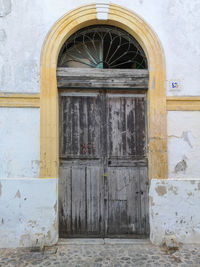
168,111 -> 200,179
0,178 -> 58,248
174,159 -> 187,173
155,185 -> 167,196
168,185 -> 178,195
149,196 -> 155,206
150,179 -> 200,245
47,230 -> 51,240
28,220 -> 37,228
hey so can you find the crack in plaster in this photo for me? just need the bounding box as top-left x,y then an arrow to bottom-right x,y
54,202 -> 57,214
15,190 -> 21,199
168,131 -> 194,148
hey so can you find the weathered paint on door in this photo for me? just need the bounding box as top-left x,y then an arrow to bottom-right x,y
59,90 -> 149,238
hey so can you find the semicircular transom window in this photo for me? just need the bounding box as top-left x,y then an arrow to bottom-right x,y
58,25 -> 148,69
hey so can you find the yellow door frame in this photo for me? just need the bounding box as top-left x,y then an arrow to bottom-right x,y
40,3 -> 167,179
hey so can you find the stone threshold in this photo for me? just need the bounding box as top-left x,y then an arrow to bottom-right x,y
58,238 -> 151,245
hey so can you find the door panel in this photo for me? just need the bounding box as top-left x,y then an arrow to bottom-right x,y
60,93 -> 103,159
106,167 -> 138,235
107,94 -> 146,159
105,93 -> 148,236
107,95 -> 136,158
59,90 -> 149,238
106,166 -> 148,236
59,163 -> 104,237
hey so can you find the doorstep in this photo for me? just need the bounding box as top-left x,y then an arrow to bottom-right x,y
58,238 -> 150,245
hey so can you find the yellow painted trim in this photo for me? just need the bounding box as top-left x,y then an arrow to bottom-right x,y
0,93 -> 40,108
167,97 -> 200,111
40,4 -> 167,179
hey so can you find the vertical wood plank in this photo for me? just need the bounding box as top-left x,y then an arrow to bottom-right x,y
71,166 -> 86,235
86,165 -> 104,236
135,97 -> 146,157
139,167 -> 149,234
126,98 -> 136,156
126,167 -> 140,234
59,166 -> 72,237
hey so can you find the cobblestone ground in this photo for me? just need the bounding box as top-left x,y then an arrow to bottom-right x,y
0,240 -> 200,267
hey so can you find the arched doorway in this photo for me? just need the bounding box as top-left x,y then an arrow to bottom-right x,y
39,3 -> 167,239
58,25 -> 149,237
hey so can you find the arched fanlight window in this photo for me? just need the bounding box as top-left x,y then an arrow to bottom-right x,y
58,25 -> 148,69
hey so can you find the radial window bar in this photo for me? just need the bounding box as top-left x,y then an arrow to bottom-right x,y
58,25 -> 148,69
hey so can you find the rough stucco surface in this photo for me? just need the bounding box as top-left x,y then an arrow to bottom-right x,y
0,178 -> 58,248
168,111 -> 200,179
150,179 -> 200,245
0,0 -> 200,94
0,108 -> 39,178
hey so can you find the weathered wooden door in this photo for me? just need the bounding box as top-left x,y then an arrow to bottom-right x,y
59,90 -> 149,238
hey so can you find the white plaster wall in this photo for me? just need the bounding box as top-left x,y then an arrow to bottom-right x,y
0,108 -> 40,178
168,111 -> 200,179
0,178 -> 58,248
0,0 -> 200,95
150,179 -> 200,245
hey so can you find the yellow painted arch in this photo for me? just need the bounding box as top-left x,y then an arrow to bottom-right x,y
40,3 -> 167,179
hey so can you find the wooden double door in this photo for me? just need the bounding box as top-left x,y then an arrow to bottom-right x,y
59,89 -> 149,238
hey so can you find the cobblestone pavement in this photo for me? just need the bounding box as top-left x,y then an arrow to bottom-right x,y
0,240 -> 200,267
